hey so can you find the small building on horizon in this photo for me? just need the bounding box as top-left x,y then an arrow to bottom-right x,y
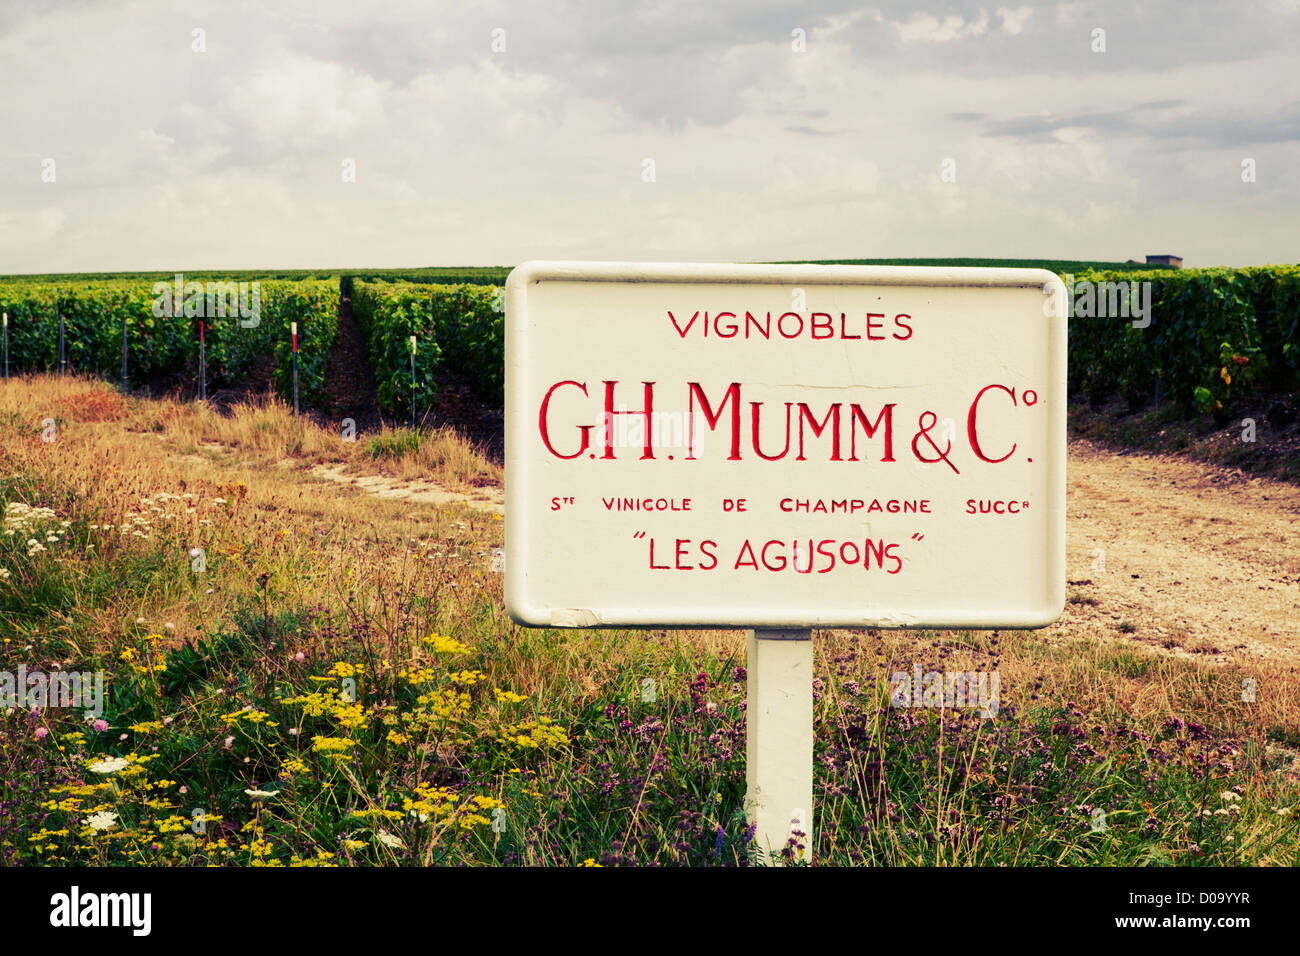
1144,254 -> 1183,268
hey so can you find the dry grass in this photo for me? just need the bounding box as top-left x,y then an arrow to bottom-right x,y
0,375 -> 502,653
2,373 -> 501,483
1,373 -> 1295,867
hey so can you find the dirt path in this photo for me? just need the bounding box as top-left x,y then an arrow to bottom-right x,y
1062,438 -> 1300,665
321,290 -> 382,430
308,462 -> 504,514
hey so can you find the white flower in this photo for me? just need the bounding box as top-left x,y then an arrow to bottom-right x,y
1276,807 -> 1292,817
86,810 -> 118,832
0,569 -> 10,580
86,756 -> 129,774
244,788 -> 278,801
1220,790 -> 1242,803
375,830 -> 405,849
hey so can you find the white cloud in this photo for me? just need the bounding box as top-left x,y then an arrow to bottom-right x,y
0,1 -> 1294,271
997,6 -> 1034,35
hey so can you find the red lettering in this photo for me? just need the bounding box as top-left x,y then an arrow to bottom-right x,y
816,539 -> 837,573
668,310 -> 699,337
761,540 -> 786,571
777,312 -> 804,338
603,380 -> 656,460
751,402 -> 793,460
687,382 -> 742,460
849,403 -> 896,461
797,402 -> 842,460
967,384 -> 1017,463
538,381 -> 591,459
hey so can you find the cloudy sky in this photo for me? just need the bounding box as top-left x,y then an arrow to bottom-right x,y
1,0 -> 1297,273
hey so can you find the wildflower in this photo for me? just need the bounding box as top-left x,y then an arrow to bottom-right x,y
421,633 -> 471,655
223,736 -> 235,750
374,831 -> 404,850
33,727 -> 49,740
293,651 -> 306,663
244,789 -> 279,801
86,757 -> 129,774
86,810 -> 118,832
92,719 -> 108,732
1220,791 -> 1242,803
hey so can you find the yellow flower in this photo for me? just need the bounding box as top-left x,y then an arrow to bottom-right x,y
499,717 -> 569,752
311,736 -> 355,761
421,634 -> 471,655
279,757 -> 310,776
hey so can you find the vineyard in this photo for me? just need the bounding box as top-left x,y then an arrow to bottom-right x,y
0,277 -> 341,409
0,262 -> 1296,427
1068,266 -> 1300,416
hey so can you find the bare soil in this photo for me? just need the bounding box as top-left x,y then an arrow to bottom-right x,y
1062,438 -> 1300,665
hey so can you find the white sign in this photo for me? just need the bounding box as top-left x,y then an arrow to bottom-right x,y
505,261 -> 1066,629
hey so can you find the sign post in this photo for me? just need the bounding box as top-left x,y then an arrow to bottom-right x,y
746,629 -> 813,860
197,319 -> 206,400
291,321 -> 299,414
505,261 -> 1067,863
